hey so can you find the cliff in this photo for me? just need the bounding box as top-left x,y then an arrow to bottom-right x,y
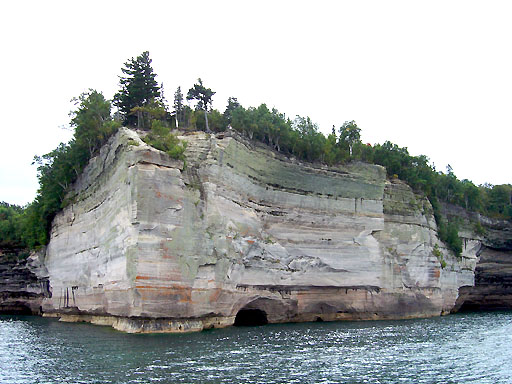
0,249 -> 50,314
444,204 -> 512,311
28,127 -> 489,332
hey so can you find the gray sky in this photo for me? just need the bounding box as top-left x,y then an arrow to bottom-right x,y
1,0 -> 511,206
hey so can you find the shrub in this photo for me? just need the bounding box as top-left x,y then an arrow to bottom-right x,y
143,120 -> 187,160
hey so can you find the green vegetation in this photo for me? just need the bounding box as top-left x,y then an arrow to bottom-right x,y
474,221 -> 486,236
23,90 -> 120,248
1,51 -> 509,256
186,78 -> 215,133
432,244 -> 447,269
142,120 -> 186,160
0,202 -> 26,249
114,51 -> 163,128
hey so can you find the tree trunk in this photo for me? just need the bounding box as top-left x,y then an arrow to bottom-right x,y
137,110 -> 143,129
204,109 -> 211,133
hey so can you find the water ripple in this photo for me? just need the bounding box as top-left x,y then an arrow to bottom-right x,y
1,312 -> 511,383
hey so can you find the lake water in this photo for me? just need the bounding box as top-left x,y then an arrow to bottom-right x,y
1,312 -> 511,384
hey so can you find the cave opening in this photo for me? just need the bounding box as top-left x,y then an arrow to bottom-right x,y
234,308 -> 268,326
0,304 -> 32,315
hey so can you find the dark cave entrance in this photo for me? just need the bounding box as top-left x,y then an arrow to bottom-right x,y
0,304 -> 33,315
234,308 -> 268,326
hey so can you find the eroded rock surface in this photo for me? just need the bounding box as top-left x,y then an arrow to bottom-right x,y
41,128 -> 481,332
0,249 -> 50,314
444,204 -> 512,311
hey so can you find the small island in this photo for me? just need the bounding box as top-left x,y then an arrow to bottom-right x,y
1,52 -> 511,332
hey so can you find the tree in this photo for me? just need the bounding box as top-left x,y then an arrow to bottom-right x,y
187,78 -> 215,132
292,116 -> 325,162
339,120 -> 361,156
223,97 -> 240,126
70,90 -> 116,157
129,98 -> 167,131
323,126 -> 338,165
0,202 -> 25,249
114,51 -> 162,127
173,86 -> 184,128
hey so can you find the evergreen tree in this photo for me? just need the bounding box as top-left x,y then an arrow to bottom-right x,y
173,86 -> 184,127
114,51 -> 161,128
223,97 -> 240,126
187,78 -> 215,132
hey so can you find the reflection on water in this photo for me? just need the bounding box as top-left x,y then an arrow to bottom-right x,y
1,312 -> 511,383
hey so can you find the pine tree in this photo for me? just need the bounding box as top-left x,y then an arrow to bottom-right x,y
187,78 -> 215,132
114,51 -> 161,128
223,97 -> 240,126
173,86 -> 184,127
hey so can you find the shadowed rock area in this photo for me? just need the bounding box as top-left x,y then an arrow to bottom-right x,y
0,249 -> 50,314
234,308 -> 268,326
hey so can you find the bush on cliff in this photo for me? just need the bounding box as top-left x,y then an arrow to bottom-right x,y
143,120 -> 187,160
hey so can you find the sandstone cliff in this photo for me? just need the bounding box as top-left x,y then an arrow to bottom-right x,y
0,249 -> 49,314
444,204 -> 512,311
34,128 -> 489,332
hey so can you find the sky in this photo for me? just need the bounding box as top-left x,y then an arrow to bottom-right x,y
1,0 -> 511,206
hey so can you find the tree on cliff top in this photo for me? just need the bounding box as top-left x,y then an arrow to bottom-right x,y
339,120 -> 361,156
114,51 -> 162,128
187,78 -> 215,132
173,86 -> 184,127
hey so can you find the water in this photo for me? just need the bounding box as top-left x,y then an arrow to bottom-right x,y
1,312 -> 511,384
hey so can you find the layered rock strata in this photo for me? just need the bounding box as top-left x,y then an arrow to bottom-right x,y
0,249 -> 50,314
41,128 -> 478,332
444,204 -> 512,311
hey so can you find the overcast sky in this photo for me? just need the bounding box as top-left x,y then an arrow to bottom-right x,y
1,0 -> 511,206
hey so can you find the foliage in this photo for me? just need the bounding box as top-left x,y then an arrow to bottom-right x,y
432,244 -> 447,269
24,90 -> 119,247
129,98 -> 167,130
142,120 -> 187,160
223,97 -> 240,126
173,86 -> 184,127
114,51 -> 162,127
186,78 -> 215,112
474,221 -> 486,236
0,202 -> 25,249
338,120 -> 361,156
187,78 -> 215,133
439,219 -> 463,257
70,90 -> 118,156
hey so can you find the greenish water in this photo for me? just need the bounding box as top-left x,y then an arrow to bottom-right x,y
1,312 -> 511,384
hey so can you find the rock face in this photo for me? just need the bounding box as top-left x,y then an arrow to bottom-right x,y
0,249 -> 50,314
41,128 -> 480,332
445,205 -> 512,311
